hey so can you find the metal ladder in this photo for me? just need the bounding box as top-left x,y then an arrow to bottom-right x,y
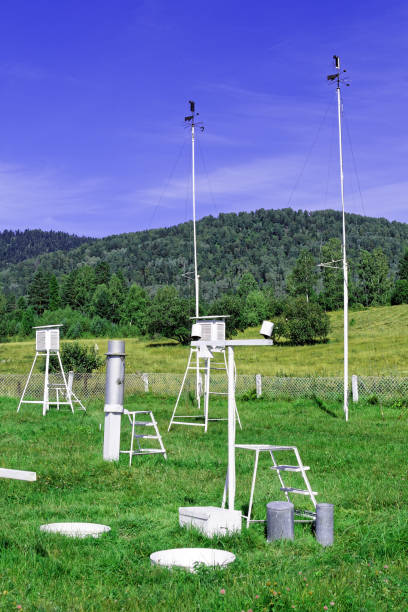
120,410 -> 167,466
228,444 -> 317,527
269,445 -> 317,522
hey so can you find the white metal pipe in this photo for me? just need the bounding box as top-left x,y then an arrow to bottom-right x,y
191,122 -> 199,318
336,79 -> 349,422
227,346 -> 236,510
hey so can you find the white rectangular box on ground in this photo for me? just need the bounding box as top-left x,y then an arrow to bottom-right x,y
179,506 -> 242,537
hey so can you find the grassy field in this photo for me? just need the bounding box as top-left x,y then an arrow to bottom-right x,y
0,394 -> 407,611
1,304 -> 408,377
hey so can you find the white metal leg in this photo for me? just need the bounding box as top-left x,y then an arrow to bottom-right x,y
168,349 -> 194,431
204,357 -> 210,432
17,353 -> 38,412
43,351 -> 50,416
57,351 -> 74,413
246,449 -> 260,528
129,415 -> 136,466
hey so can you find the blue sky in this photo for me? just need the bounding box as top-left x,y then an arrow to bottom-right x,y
0,0 -> 406,237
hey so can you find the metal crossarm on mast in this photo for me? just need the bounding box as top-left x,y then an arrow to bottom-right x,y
326,55 -> 350,422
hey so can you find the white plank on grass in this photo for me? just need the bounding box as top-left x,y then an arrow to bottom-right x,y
0,468 -> 37,481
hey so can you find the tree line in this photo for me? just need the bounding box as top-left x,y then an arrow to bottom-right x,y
1,208 -> 408,303
0,240 -> 406,346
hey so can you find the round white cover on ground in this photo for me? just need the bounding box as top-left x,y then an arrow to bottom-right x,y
40,522 -> 110,538
150,548 -> 235,572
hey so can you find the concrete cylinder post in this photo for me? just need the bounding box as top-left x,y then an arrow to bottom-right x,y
255,374 -> 262,398
103,340 -> 126,461
351,375 -> 359,403
315,503 -> 334,547
266,501 -> 294,542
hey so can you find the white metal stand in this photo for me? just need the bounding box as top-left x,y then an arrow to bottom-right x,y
168,346 -> 241,432
17,325 -> 74,416
178,329 -> 273,537
121,409 -> 167,465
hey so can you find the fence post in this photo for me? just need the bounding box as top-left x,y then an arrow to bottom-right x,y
255,374 -> 262,398
142,373 -> 149,393
351,375 -> 359,403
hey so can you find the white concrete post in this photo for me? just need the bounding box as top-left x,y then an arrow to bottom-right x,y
351,375 -> 359,403
255,374 -> 262,398
103,340 -> 126,461
142,373 -> 149,393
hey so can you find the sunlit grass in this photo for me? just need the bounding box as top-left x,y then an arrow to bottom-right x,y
0,394 -> 407,610
1,303 -> 408,376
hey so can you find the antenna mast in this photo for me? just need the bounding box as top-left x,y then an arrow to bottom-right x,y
328,55 -> 349,421
185,101 -> 204,318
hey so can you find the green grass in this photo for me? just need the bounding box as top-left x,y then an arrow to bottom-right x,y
0,394 -> 407,610
1,304 -> 408,376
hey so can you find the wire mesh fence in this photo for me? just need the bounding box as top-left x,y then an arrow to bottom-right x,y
1,371 -> 408,405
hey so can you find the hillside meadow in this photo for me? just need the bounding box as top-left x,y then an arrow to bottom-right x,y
0,304 -> 407,376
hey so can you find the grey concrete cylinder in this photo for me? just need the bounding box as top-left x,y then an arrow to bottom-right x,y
103,340 -> 126,461
266,501 -> 294,542
315,503 -> 334,547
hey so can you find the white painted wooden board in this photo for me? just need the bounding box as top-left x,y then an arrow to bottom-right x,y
0,468 -> 37,481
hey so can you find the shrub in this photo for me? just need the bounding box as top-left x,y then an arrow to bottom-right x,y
47,342 -> 103,373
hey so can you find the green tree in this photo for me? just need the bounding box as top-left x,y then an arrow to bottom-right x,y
237,272 -> 258,298
95,260 -> 111,286
120,283 -> 148,333
60,270 -> 77,308
242,290 -> 269,327
286,249 -> 317,302
19,306 -> 35,336
391,279 -> 408,305
397,248 -> 408,281
147,286 -> 190,344
108,274 -> 125,323
48,274 -> 61,311
320,239 -> 343,311
357,248 -> 391,306
284,297 -> 330,345
72,266 -> 96,311
28,269 -> 50,313
91,284 -> 112,320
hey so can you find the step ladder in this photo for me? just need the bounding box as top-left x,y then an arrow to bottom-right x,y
120,410 -> 167,466
224,444 -> 317,527
269,446 -> 317,523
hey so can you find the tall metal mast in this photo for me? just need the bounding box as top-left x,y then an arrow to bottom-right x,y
185,101 -> 203,318
328,55 -> 349,421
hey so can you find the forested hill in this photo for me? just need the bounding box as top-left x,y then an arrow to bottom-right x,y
0,229 -> 93,267
1,208 -> 407,299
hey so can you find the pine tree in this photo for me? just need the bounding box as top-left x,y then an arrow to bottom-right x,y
28,269 -> 50,313
397,249 -> 408,281
95,261 -> 111,286
108,274 -> 125,323
48,275 -> 61,311
91,284 -> 112,320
